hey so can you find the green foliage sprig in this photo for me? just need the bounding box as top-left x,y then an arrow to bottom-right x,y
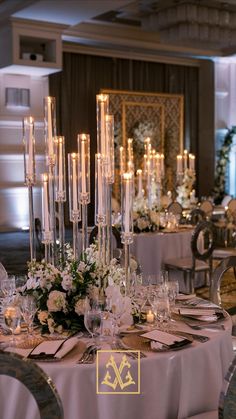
213,126 -> 236,204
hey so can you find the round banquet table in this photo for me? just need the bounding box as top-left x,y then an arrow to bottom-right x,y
0,314 -> 234,419
130,228 -> 205,289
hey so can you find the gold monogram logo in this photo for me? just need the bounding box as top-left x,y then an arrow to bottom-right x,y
96,350 -> 140,394
102,354 -> 135,390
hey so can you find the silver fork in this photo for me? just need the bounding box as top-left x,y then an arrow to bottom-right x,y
82,346 -> 100,364
77,345 -> 96,364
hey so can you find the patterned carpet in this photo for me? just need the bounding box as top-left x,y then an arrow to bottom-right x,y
196,266 -> 236,316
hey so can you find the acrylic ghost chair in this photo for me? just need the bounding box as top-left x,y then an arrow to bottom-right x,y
0,349 -> 64,419
164,220 -> 215,294
186,354 -> 236,419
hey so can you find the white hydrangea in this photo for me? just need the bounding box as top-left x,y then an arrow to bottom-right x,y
47,290 -> 67,313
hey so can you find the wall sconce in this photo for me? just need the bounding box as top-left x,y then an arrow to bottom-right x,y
5,87 -> 30,108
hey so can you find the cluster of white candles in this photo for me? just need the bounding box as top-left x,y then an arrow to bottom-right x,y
176,149 -> 195,175
120,136 -> 165,209
95,94 -> 115,228
23,96 -> 91,261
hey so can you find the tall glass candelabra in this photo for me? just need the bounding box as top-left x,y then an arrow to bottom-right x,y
104,115 -> 115,264
41,174 -> 53,263
68,153 -> 81,260
54,136 -> 66,261
121,172 -> 134,296
23,116 -> 36,261
44,96 -> 57,264
78,134 -> 90,253
95,154 -> 107,265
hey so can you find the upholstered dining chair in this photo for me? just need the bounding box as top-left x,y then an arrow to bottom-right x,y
167,201 -> 183,216
199,200 -> 214,220
0,262 -> 7,281
164,221 -> 215,294
189,208 -> 206,225
0,349 -> 64,419
210,255 -> 236,306
186,354 -> 236,419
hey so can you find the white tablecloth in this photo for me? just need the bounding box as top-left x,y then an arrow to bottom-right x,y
0,315 -> 233,419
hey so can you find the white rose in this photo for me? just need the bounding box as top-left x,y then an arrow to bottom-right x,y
61,273 -> 73,291
47,290 -> 67,312
75,298 -> 90,316
137,218 -> 149,230
47,318 -> 56,334
37,310 -> 49,325
149,210 -> 160,225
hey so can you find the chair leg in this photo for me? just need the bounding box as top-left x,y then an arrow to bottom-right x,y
184,271 -> 194,294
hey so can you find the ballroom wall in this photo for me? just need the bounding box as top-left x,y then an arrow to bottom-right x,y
0,73 -> 48,231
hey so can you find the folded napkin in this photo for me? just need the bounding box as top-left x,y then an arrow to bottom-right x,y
176,294 -> 196,301
173,307 -> 218,322
141,330 -> 189,348
29,337 -> 78,359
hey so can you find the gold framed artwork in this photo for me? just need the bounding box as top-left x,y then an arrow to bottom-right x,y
101,89 -> 184,192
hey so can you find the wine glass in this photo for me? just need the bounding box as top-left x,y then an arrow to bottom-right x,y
20,295 -> 37,338
84,308 -> 102,343
132,284 -> 149,324
3,303 -> 21,346
1,276 -> 16,302
154,284 -> 171,331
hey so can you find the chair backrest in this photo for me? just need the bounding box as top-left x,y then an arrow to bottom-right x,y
199,200 -> 213,218
210,255 -> 236,305
189,208 -> 206,225
89,225 -> 122,249
190,221 -> 215,277
167,201 -> 183,216
0,262 -> 7,281
0,349 -> 64,419
221,195 -> 232,207
191,220 -> 215,261
219,355 -> 236,419
227,198 -> 236,214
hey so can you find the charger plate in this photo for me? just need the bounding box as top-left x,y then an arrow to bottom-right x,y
122,333 -> 193,353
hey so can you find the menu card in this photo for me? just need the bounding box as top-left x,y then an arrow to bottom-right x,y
141,330 -> 187,346
29,337 -> 78,359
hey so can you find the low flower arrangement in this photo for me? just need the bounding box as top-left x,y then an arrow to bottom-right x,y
176,168 -> 196,209
22,244 -> 127,335
133,196 -> 171,233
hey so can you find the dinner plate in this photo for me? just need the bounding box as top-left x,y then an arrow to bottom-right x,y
119,324 -> 149,334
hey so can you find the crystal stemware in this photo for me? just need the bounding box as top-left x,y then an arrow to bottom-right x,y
1,276 -> 16,302
3,303 -> 21,346
84,308 -> 102,343
20,295 -> 37,338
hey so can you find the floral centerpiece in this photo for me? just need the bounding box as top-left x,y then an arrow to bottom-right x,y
22,244 -> 127,335
176,168 -> 196,209
133,196 -> 171,233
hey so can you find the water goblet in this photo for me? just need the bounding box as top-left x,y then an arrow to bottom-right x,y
84,308 -> 102,344
3,303 -> 21,346
132,285 -> 148,324
20,295 -> 37,338
155,284 -> 171,331
1,276 -> 16,302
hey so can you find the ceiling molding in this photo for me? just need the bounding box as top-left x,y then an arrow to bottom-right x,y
63,21 -> 219,59
62,40 -> 202,67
